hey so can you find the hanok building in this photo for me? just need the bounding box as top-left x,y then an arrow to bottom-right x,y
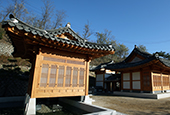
90,61 -> 121,92
106,45 -> 170,94
2,14 -> 115,113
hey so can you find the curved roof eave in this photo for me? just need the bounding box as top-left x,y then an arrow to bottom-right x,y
2,14 -> 116,59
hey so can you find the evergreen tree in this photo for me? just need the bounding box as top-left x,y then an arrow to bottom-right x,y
138,45 -> 147,52
157,51 -> 170,60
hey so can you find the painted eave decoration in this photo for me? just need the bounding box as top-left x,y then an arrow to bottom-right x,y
2,14 -> 115,60
106,46 -> 170,71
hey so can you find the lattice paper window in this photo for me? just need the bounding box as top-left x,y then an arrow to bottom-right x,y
40,64 -> 49,87
49,65 -> 57,87
123,73 -> 130,89
65,66 -> 72,87
153,75 -> 161,87
43,56 -> 66,63
163,76 -> 169,86
72,67 -> 78,87
67,60 -> 85,65
79,68 -> 85,87
57,66 -> 65,87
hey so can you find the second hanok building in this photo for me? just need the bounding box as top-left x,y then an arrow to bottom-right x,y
90,61 -> 121,92
106,45 -> 170,94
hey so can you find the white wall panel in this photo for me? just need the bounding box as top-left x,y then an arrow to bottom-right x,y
132,72 -> 140,80
96,74 -> 103,81
123,82 -> 130,89
123,73 -> 130,80
132,81 -> 141,89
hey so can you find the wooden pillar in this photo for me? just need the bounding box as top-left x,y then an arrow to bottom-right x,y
140,69 -> 143,92
103,73 -> 105,91
161,71 -> 163,91
112,82 -> 114,91
121,72 -> 123,91
169,73 -> 170,90
85,61 -> 90,95
27,58 -> 35,96
130,71 -> 132,91
149,66 -> 153,93
151,71 -> 154,93
30,54 -> 42,98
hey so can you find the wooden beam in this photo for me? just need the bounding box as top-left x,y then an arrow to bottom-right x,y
31,54 -> 42,98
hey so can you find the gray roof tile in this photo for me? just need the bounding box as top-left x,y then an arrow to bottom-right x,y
90,60 -> 114,71
105,47 -> 170,70
2,14 -> 115,52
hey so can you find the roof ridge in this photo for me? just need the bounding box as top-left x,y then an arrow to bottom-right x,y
46,22 -> 86,42
8,14 -> 86,43
9,14 -> 47,33
135,47 -> 152,56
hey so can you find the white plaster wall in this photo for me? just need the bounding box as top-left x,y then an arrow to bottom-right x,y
123,73 -> 130,80
132,72 -> 140,80
96,82 -> 103,87
96,74 -> 103,81
132,81 -> 141,89
123,82 -> 130,89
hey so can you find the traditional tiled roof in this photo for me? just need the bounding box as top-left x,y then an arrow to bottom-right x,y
90,60 -> 114,71
46,27 -> 85,43
159,58 -> 170,67
106,55 -> 158,70
2,14 -> 115,59
106,46 -> 170,70
124,46 -> 152,62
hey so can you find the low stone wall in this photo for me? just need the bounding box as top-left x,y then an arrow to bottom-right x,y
0,42 -> 14,56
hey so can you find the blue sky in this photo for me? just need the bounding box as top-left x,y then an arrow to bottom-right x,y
2,0 -> 170,54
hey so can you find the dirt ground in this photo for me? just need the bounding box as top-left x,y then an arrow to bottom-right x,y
91,94 -> 170,115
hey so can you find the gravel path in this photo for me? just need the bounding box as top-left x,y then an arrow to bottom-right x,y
91,95 -> 170,115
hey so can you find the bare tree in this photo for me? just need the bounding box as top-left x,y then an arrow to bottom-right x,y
0,0 -> 28,22
33,0 -> 67,30
82,20 -> 93,40
37,0 -> 54,29
53,10 -> 67,29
